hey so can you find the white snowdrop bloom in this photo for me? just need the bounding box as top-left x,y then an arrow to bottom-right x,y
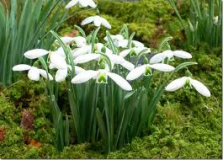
56,36 -> 75,45
150,50 -> 192,64
71,69 -> 132,91
65,0 -> 96,9
120,47 -> 151,57
12,64 -> 53,81
95,43 -> 112,55
104,34 -> 128,48
132,40 -> 145,48
81,16 -> 111,29
54,47 -> 66,58
49,50 -> 85,82
94,43 -> 134,70
49,52 -> 67,70
126,63 -> 175,81
213,16 -> 218,25
73,36 -> 87,47
55,66 -> 85,82
24,49 -> 49,60
165,77 -> 211,97
74,53 -> 135,71
72,45 -> 92,58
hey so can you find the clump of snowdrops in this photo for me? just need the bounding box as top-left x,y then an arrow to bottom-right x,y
12,0 -> 211,152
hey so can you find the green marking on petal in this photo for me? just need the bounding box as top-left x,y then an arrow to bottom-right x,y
130,50 -> 137,57
97,73 -> 107,83
144,67 -> 152,76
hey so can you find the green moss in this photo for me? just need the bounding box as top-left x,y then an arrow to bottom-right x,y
59,0 -> 176,45
107,102 -> 221,159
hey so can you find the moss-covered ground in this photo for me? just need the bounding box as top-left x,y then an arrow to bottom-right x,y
0,0 -> 222,158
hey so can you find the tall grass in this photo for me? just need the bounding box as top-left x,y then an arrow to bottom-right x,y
168,0 -> 222,49
0,0 -> 67,86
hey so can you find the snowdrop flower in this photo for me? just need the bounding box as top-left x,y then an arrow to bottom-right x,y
74,53 -> 134,71
24,49 -> 49,59
165,76 -> 211,97
56,36 -> 75,45
93,43 -> 134,70
81,16 -> 111,29
65,0 -> 96,9
120,47 -> 151,57
72,45 -> 92,58
126,63 -> 175,81
48,51 -> 85,82
213,16 -> 218,25
49,52 -> 67,70
71,69 -> 132,91
104,34 -> 128,48
53,47 -> 66,58
73,36 -> 87,47
12,64 -> 53,81
119,40 -> 151,57
149,50 -> 192,64
55,66 -> 85,82
95,43 -> 112,54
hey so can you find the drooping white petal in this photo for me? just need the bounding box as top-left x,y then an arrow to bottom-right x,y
120,61 -> 135,71
190,78 -> 211,97
107,54 -> 124,64
49,63 -> 56,69
213,16 -> 218,25
111,34 -> 124,41
126,65 -> 146,81
72,46 -> 91,58
107,72 -> 132,91
28,67 -> 40,81
54,47 -> 66,57
173,50 -> 192,59
95,43 -> 113,54
118,39 -> 128,48
39,69 -> 53,80
165,77 -> 187,91
65,0 -> 78,9
24,49 -> 49,59
74,54 -> 100,64
93,16 -> 103,27
132,40 -> 144,48
75,66 -> 85,74
55,69 -> 67,82
119,49 -> 131,57
81,16 -> 95,26
101,18 -> 111,29
104,34 -> 124,42
12,64 -> 31,71
108,53 -> 134,70
149,63 -> 175,72
79,0 -> 96,8
149,51 -> 173,64
50,53 -> 67,69
71,70 -> 98,84
73,36 -> 86,47
87,0 -> 97,8
58,37 -> 75,44
134,47 -> 151,54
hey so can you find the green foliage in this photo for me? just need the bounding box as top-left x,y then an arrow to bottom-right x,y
168,0 -> 222,49
0,0 -> 67,86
